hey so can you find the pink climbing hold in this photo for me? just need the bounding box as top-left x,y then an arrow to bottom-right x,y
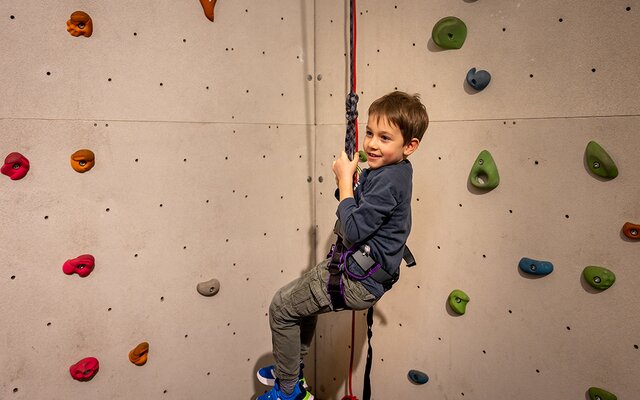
69,357 -> 99,381
1,152 -> 30,180
63,254 -> 95,277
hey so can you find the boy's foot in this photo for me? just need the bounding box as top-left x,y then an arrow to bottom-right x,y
257,380 -> 314,400
257,363 -> 307,388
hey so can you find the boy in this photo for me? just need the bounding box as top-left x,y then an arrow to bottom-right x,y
257,91 -> 429,400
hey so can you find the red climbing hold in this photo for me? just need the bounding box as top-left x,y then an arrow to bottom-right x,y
1,152 -> 30,180
69,357 -> 99,381
63,254 -> 95,277
623,222 -> 640,240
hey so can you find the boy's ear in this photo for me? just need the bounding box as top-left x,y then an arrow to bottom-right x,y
403,138 -> 420,157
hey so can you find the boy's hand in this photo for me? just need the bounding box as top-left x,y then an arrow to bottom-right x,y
332,151 -> 359,201
332,151 -> 359,184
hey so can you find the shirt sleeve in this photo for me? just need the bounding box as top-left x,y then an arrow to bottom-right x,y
336,172 -> 399,246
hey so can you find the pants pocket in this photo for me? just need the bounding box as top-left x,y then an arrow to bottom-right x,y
290,268 -> 330,315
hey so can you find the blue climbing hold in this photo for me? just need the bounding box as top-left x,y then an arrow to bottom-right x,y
518,257 -> 554,276
466,68 -> 491,91
408,369 -> 429,385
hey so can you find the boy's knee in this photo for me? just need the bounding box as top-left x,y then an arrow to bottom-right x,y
269,289 -> 284,320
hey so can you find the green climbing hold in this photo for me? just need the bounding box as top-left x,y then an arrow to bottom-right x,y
583,266 -> 616,291
358,150 -> 367,162
586,141 -> 618,179
432,16 -> 467,49
468,150 -> 500,190
448,289 -> 469,315
588,387 -> 617,400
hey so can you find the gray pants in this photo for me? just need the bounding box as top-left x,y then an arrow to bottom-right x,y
269,259 -> 378,382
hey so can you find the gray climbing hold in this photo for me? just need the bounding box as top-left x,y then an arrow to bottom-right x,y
197,278 -> 220,297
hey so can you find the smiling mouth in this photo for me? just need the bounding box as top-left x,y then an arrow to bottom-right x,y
367,152 -> 381,158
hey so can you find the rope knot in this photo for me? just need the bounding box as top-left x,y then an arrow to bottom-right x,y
345,92 -> 360,122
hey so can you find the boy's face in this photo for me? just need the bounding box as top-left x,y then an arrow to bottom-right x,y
364,114 -> 419,169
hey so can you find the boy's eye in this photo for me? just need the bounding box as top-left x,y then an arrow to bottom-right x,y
365,131 -> 373,136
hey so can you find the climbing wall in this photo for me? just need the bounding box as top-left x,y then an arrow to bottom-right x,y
2,1 -> 640,399
314,0 -> 640,399
0,1 -> 316,399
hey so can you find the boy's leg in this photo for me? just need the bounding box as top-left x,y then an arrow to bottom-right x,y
299,315 -> 317,360
341,271 -> 379,310
269,260 -> 332,384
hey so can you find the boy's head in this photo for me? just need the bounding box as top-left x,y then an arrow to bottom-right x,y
364,91 -> 429,169
368,91 -> 429,145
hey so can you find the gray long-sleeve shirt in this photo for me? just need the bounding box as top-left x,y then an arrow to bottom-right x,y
336,159 -> 413,297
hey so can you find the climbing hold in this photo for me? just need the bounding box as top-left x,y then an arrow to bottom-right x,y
448,289 -> 469,315
466,68 -> 491,91
199,0 -> 217,22
129,342 -> 149,366
358,150 -> 368,162
623,222 -> 640,240
197,278 -> 220,296
63,254 -> 95,278
518,257 -> 553,276
588,387 -> 617,400
585,141 -> 618,179
468,150 -> 499,190
66,11 -> 93,37
70,149 -> 95,173
69,357 -> 99,382
583,266 -> 616,291
1,152 -> 30,180
431,17 -> 467,49
407,369 -> 429,385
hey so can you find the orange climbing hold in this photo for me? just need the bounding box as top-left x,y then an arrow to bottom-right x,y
67,11 -> 93,37
623,222 -> 640,240
199,0 -> 217,22
70,149 -> 95,173
129,342 -> 149,366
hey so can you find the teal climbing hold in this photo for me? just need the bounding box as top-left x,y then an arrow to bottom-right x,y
468,150 -> 500,190
448,289 -> 469,315
466,68 -> 491,91
432,17 -> 467,49
583,266 -> 616,291
518,257 -> 553,276
407,369 -> 429,385
588,387 -> 617,400
585,141 -> 618,179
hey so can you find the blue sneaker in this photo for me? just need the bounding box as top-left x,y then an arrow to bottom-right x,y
257,380 -> 314,400
257,363 -> 306,387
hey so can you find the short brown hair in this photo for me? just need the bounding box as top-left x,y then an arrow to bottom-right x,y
368,91 -> 429,144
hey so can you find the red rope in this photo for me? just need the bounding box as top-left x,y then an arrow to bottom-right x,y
341,311 -> 358,400
352,0 -> 358,153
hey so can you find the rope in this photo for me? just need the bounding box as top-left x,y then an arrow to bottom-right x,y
341,1 -> 360,400
344,0 -> 359,160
